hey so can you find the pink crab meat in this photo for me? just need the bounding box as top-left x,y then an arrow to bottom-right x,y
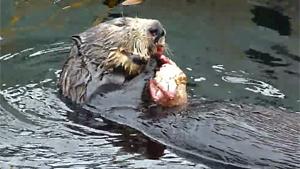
149,55 -> 184,104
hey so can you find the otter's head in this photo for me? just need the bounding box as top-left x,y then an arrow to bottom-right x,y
104,17 -> 166,76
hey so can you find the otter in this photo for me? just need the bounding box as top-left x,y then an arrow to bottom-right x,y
59,17 -> 299,168
59,17 -> 166,104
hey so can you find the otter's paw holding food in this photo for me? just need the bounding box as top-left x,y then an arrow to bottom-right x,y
149,55 -> 188,107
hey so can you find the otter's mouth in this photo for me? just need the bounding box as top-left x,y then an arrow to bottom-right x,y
155,44 -> 165,56
151,27 -> 166,56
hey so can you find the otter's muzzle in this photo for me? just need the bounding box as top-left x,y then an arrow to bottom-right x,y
148,25 -> 166,44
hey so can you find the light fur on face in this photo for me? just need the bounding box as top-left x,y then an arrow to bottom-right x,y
103,17 -> 167,76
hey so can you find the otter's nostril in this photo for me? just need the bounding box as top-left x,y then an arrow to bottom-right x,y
149,25 -> 165,43
161,30 -> 165,37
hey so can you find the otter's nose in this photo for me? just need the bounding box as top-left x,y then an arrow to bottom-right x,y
149,26 -> 166,43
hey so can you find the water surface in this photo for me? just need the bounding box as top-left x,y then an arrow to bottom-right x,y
0,0 -> 299,168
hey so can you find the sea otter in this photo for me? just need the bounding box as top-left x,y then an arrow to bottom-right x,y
59,17 -> 166,104
59,17 -> 299,168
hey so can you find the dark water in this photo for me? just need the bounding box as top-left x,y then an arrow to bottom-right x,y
0,0 -> 299,168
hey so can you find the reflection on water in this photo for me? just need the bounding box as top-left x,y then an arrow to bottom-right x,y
271,45 -> 300,62
251,5 -> 291,35
0,0 -> 299,168
245,49 -> 290,67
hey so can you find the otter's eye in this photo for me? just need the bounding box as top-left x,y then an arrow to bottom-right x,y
161,30 -> 165,37
111,18 -> 127,27
148,23 -> 166,43
114,21 -> 126,27
149,28 -> 159,37
149,27 -> 166,39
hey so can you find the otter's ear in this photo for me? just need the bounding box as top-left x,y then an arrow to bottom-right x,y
71,35 -> 83,56
72,35 -> 82,46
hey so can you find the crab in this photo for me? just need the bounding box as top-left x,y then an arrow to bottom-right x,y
149,54 -> 188,107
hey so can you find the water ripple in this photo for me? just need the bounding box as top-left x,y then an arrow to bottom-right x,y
222,76 -> 285,98
28,46 -> 71,58
0,79 -> 71,124
0,78 -> 202,168
211,64 -> 285,98
0,53 -> 20,61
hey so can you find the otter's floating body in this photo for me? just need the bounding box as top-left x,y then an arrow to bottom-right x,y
83,66 -> 300,168
58,17 -> 300,169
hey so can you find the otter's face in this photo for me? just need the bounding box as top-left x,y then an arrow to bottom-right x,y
109,17 -> 166,58
105,17 -> 167,76
143,19 -> 166,54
